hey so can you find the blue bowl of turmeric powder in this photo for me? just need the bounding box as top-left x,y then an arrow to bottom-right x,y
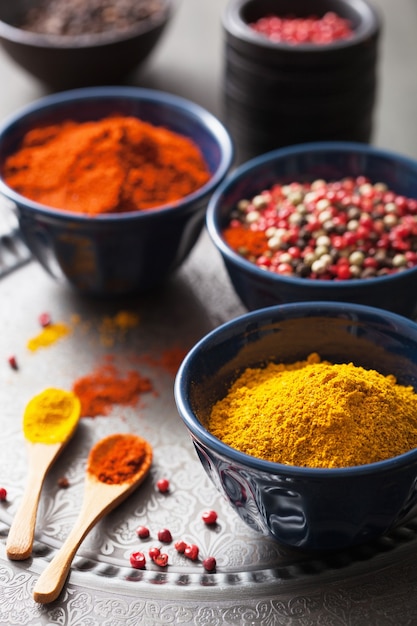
175,301 -> 417,551
0,86 -> 234,296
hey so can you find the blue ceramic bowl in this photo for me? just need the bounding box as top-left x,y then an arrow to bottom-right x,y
0,86 -> 234,296
206,141 -> 417,317
174,302 -> 417,551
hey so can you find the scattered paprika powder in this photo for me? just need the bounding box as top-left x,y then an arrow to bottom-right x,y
72,357 -> 153,417
208,353 -> 417,468
139,345 -> 188,376
3,115 -> 211,215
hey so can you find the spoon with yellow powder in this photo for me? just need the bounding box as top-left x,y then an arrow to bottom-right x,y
33,433 -> 152,604
6,388 -> 81,561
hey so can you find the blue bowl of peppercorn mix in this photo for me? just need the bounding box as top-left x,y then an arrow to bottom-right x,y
207,141 -> 417,317
175,301 -> 417,552
0,86 -> 234,296
0,0 -> 175,90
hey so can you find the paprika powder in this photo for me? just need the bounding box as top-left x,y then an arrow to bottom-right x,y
87,433 -> 150,485
4,115 -> 211,215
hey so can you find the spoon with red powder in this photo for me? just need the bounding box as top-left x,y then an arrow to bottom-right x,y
33,433 -> 153,604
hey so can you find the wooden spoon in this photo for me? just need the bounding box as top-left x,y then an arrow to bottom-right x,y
33,433 -> 153,604
6,388 -> 81,561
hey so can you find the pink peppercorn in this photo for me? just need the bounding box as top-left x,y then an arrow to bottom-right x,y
157,528 -> 172,543
174,540 -> 187,553
250,13 -> 353,46
201,510 -> 218,525
130,551 -> 146,569
154,553 -> 168,567
0,487 -> 7,501
38,312 -> 51,327
7,355 -> 18,370
156,478 -> 170,493
203,556 -> 217,572
184,544 -> 199,561
148,546 -> 161,560
136,525 -> 150,539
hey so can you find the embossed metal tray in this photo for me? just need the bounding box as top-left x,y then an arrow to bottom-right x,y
1,232 -> 417,626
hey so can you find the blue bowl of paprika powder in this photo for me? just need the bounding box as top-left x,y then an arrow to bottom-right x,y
0,86 -> 234,296
207,141 -> 417,317
174,301 -> 417,551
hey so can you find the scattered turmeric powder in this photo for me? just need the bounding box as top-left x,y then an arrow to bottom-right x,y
27,322 -> 71,352
208,353 -> 417,468
99,311 -> 140,347
70,310 -> 140,347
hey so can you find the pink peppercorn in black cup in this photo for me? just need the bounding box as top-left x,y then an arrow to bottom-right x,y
207,141 -> 417,318
222,0 -> 381,163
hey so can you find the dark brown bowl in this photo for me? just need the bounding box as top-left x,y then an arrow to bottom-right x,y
0,0 -> 174,90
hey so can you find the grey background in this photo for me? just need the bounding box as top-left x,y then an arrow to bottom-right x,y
0,0 -> 416,161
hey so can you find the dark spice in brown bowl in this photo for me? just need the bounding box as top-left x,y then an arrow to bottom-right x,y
20,0 -> 165,37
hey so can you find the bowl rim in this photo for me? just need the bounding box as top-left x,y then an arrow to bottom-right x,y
0,0 -> 175,48
206,140 -> 417,288
0,85 -> 234,223
223,0 -> 382,53
174,300 -> 417,477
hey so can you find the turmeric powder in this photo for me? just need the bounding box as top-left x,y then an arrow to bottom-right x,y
23,388 -> 81,444
27,322 -> 71,351
208,353 -> 417,468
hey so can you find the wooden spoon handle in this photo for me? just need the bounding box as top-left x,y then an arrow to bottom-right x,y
6,443 -> 61,560
33,480 -> 128,604
33,516 -> 92,604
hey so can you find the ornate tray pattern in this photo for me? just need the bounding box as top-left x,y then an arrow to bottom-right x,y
2,232 -> 417,625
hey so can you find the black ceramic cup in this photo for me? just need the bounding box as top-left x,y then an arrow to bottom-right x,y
222,0 -> 382,162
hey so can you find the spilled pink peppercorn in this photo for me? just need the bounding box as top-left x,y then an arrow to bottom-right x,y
223,176 -> 417,281
156,477 -> 170,493
184,544 -> 199,561
38,312 -> 51,327
130,551 -> 146,569
0,487 -> 7,501
202,510 -> 218,525
203,556 -> 217,572
148,546 -> 161,560
174,540 -> 187,553
7,355 -> 18,370
154,553 -> 169,567
157,528 -> 172,543
136,525 -> 150,539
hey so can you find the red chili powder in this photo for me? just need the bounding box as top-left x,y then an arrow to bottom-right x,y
223,226 -> 268,258
138,346 -> 188,376
73,358 -> 153,418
